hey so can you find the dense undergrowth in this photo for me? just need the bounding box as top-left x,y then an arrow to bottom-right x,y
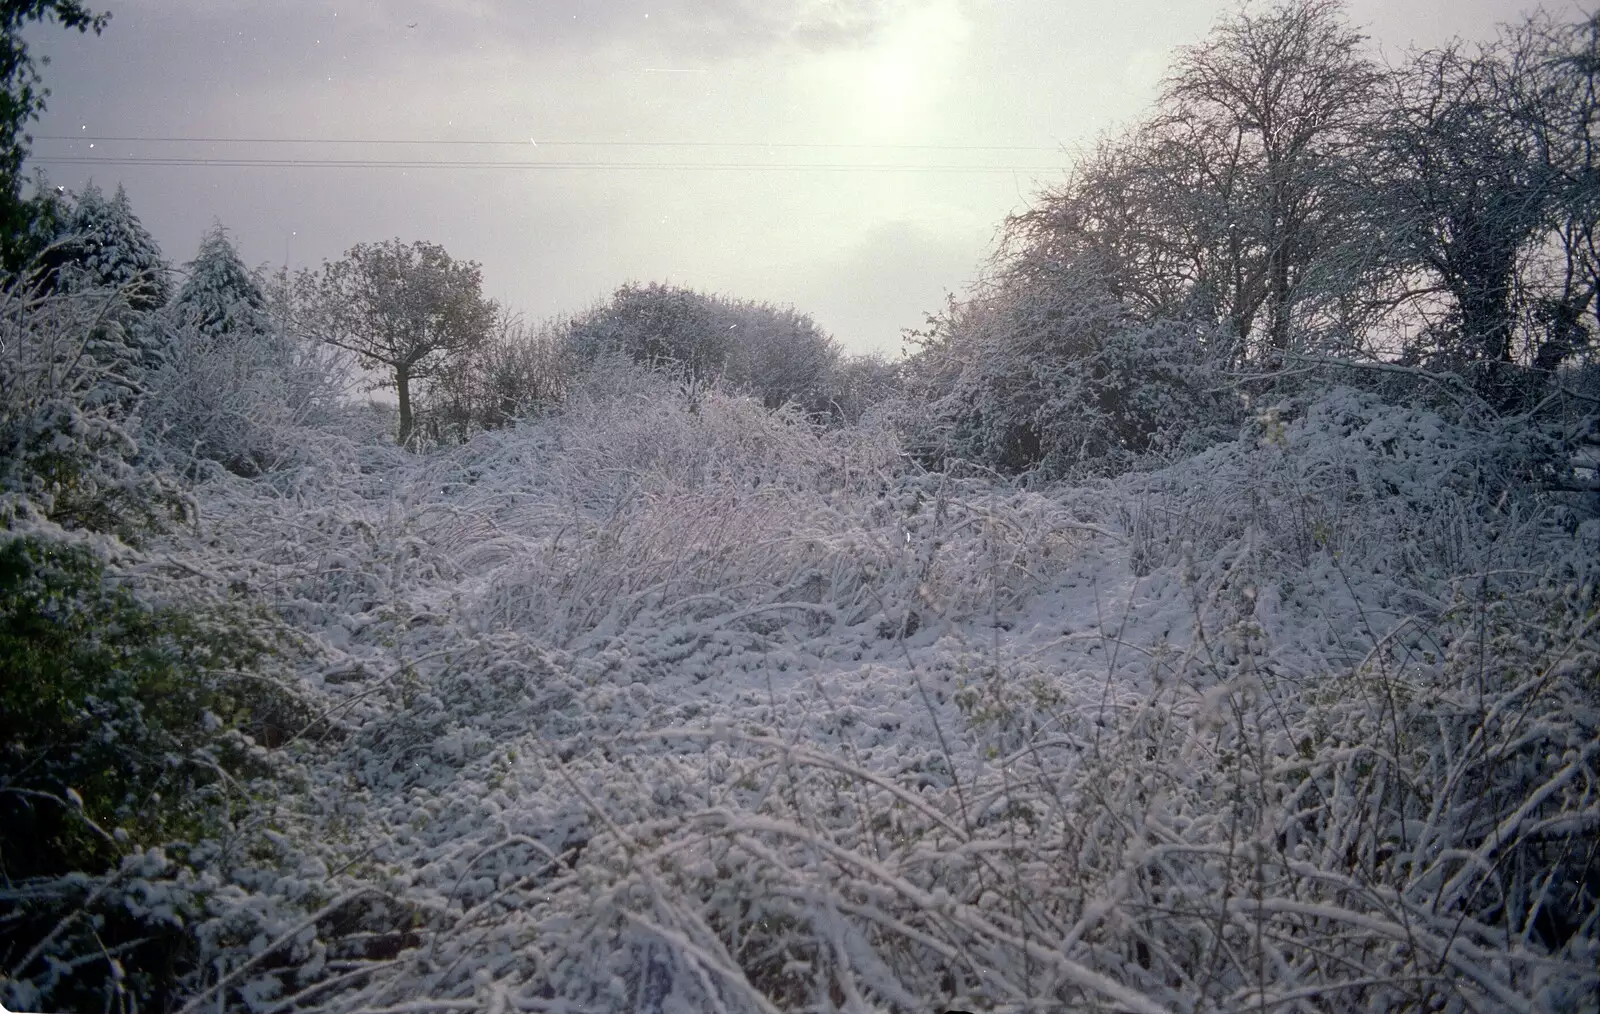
5,298 -> 1598,1012
5,0 -> 1600,1004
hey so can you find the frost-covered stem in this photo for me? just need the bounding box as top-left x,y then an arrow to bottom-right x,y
172,889 -> 380,1014
1440,738 -> 1600,907
717,816 -> 1170,1014
7,861 -> 131,982
1221,894 -> 1535,1011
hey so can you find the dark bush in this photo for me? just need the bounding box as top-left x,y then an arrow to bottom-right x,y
0,534 -> 305,881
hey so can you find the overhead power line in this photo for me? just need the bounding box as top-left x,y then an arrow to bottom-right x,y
39,133 -> 1070,153
32,155 -> 1065,174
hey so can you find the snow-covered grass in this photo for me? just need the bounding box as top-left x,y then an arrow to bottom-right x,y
6,379 -> 1597,1013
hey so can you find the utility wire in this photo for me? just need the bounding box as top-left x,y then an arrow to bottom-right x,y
38,133 -> 1072,153
32,155 -> 1064,174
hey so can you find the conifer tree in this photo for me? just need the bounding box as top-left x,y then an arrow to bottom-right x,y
52,181 -> 170,311
171,223 -> 270,339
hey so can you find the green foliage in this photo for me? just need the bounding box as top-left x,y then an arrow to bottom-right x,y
0,534 -> 306,881
0,1 -> 110,272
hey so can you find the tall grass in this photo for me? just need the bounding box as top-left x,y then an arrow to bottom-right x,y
7,378 -> 1596,1013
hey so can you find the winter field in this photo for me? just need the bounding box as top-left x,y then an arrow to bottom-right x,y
6,345 -> 1597,1012
6,2 -> 1600,1009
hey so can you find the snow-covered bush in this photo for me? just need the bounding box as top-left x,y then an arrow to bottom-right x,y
456,380 -> 1086,648
0,535 -> 308,877
565,282 -> 842,413
139,320 -> 345,478
140,227 -> 358,476
417,311 -> 565,444
1113,387 -> 1581,586
0,282 -> 177,536
904,259 -> 1236,479
606,556 -> 1594,1012
821,351 -> 901,425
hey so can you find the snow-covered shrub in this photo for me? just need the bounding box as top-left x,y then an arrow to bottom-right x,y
141,323 -> 296,476
820,351 -> 901,425
1115,387 -> 1575,584
417,311 -> 565,444
448,381 -> 1082,648
0,535 -> 308,876
0,282 -> 178,536
565,282 -> 842,413
142,228 -> 355,476
139,318 -> 347,477
904,259 -> 1236,479
467,527 -> 1592,1012
0,531 -> 319,1014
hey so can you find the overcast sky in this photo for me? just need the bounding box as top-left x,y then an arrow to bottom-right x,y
27,0 -> 1536,356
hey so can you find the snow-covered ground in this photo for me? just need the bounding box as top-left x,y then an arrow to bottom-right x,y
21,381 -> 1599,1013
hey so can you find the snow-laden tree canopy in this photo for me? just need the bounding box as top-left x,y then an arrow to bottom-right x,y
565,282 -> 842,413
170,223 -> 272,339
50,181 -> 171,312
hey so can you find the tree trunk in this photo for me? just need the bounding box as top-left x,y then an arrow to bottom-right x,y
1456,277 -> 1515,364
395,362 -> 414,449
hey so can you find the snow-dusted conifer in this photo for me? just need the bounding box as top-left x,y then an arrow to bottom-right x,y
170,223 -> 272,339
54,181 -> 171,312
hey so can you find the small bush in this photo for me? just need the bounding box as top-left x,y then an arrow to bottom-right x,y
0,534 -> 306,880
0,283 -> 180,536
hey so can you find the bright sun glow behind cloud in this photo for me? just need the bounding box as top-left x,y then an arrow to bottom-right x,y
814,0 -> 970,139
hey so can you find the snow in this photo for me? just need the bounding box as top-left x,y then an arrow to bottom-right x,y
55,182 -> 172,314
6,369 -> 1598,1011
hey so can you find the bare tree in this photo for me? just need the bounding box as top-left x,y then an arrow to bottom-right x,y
1505,11 -> 1600,373
1005,1 -> 1380,368
1362,11 -> 1600,403
301,239 -> 495,448
1160,0 -> 1380,361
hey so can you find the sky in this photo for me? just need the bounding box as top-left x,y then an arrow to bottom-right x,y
26,0 -> 1539,357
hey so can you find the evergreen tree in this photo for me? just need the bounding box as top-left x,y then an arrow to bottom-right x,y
51,182 -> 171,311
171,223 -> 270,339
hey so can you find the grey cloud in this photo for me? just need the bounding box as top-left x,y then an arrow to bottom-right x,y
26,0 -> 923,143
417,0 -> 912,59
92,0 -> 914,75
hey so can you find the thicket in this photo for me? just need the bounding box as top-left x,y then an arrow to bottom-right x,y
4,372 -> 1575,1013
564,282 -> 886,421
2,1 -> 1598,1012
903,0 -> 1600,481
